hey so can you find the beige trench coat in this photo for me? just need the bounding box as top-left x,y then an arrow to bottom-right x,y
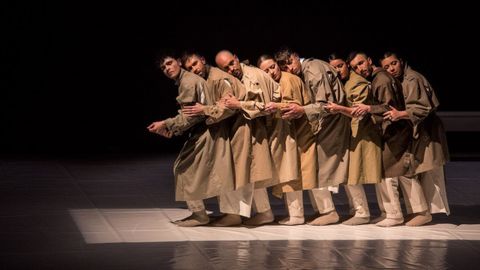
402,65 -> 449,174
238,63 -> 286,188
273,71 -> 317,196
203,66 -> 257,190
401,64 -> 450,214
344,71 -> 382,185
301,58 -> 350,187
164,69 -> 234,201
368,68 -> 412,178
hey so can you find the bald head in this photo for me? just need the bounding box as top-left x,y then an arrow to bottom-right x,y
215,50 -> 243,79
215,50 -> 233,67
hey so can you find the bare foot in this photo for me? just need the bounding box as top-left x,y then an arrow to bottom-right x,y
173,211 -> 209,227
342,216 -> 370,226
278,216 -> 305,225
370,214 -> 386,224
375,217 -> 404,227
210,214 -> 242,227
405,211 -> 432,226
243,209 -> 274,226
307,211 -> 339,226
403,213 -> 416,223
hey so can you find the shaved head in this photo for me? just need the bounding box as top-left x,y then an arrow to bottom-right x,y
215,50 -> 234,67
215,50 -> 243,79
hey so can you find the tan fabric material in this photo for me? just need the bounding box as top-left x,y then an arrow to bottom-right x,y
269,72 -> 301,186
308,188 -> 335,214
300,59 -> 350,187
399,175 -> 428,214
272,72 -> 315,195
168,69 -> 234,201
290,70 -> 317,190
344,71 -> 382,185
368,68 -> 412,178
163,70 -> 206,136
344,184 -> 370,218
294,116 -> 317,190
252,188 -> 271,213
284,190 -> 304,217
218,184 -> 254,217
375,178 -> 403,219
268,117 -> 299,185
210,64 -> 273,189
203,67 -> 252,190
239,64 -> 280,187
186,200 -> 206,212
402,65 -> 449,175
202,66 -> 240,124
420,166 -> 450,215
399,65 -> 450,215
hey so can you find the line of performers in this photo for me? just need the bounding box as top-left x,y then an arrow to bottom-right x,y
147,48 -> 449,228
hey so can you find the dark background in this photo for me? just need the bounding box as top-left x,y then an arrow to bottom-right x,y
2,1 -> 478,156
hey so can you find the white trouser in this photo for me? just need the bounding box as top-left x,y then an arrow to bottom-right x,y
398,175 -> 428,214
284,190 -> 304,217
308,188 -> 335,214
218,183 -> 254,217
186,200 -> 205,212
420,166 -> 450,215
344,184 -> 370,218
375,177 -> 403,219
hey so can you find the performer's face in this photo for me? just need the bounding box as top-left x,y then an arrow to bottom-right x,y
281,54 -> 302,76
184,55 -> 207,78
160,57 -> 181,80
349,54 -> 373,78
381,55 -> 403,78
329,58 -> 349,81
216,53 -> 242,79
259,59 -> 281,82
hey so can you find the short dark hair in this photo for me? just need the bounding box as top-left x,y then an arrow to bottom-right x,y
379,51 -> 402,65
154,50 -> 177,68
346,51 -> 368,65
256,54 -> 275,68
327,52 -> 345,62
274,47 -> 296,68
180,51 -> 204,67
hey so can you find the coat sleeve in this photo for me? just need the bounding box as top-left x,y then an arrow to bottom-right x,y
204,78 -> 238,125
404,77 -> 434,126
349,80 -> 370,106
240,72 -> 280,119
164,80 -> 205,135
302,64 -> 330,122
369,79 -> 395,125
281,75 -> 305,105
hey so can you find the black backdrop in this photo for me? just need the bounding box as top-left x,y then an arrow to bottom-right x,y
2,1 -> 478,155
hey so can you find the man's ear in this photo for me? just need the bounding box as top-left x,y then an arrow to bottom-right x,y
176,58 -> 182,67
200,57 -> 206,64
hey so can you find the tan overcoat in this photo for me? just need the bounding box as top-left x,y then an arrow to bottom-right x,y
164,69 -> 234,201
203,66 -> 261,190
273,71 -> 317,196
368,68 -> 412,178
238,63 -> 283,188
401,65 -> 449,175
301,58 -> 350,187
344,71 -> 382,185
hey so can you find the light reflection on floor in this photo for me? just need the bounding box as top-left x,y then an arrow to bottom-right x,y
69,208 -> 480,244
2,155 -> 480,269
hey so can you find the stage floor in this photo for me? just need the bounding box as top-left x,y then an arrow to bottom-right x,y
1,154 -> 479,269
